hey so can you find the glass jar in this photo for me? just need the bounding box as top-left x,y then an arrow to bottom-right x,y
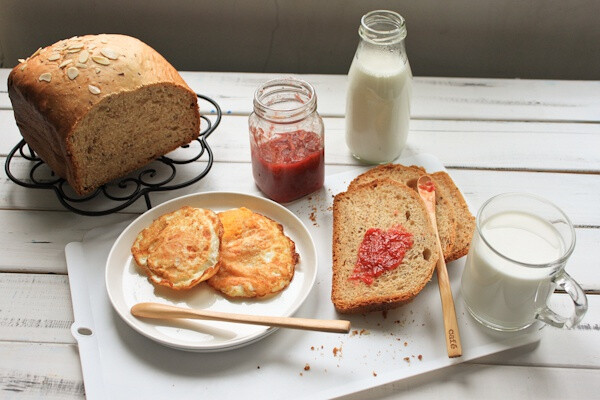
249,77 -> 325,203
345,10 -> 413,164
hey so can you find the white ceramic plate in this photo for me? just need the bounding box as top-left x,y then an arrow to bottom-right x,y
105,192 -> 317,352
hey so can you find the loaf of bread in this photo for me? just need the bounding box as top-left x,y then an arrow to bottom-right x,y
332,179 -> 439,314
348,164 -> 457,260
8,34 -> 200,195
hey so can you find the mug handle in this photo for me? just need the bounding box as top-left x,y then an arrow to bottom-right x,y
535,271 -> 588,329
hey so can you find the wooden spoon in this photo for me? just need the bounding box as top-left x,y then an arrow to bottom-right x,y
131,302 -> 351,334
417,175 -> 463,358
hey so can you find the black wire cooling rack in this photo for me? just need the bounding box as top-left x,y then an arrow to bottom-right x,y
4,94 -> 221,216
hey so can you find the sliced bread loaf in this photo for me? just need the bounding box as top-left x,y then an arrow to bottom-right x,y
8,34 -> 200,195
431,171 -> 475,262
332,178 -> 439,314
348,164 -> 457,260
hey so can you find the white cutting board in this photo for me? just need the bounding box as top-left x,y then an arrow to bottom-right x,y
66,153 -> 541,400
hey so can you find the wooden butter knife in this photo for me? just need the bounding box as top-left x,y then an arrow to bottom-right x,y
417,175 -> 463,358
131,302 -> 351,334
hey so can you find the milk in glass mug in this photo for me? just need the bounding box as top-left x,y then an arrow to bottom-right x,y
461,193 -> 587,331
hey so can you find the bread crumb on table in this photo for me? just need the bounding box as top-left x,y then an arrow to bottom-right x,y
333,346 -> 342,357
350,328 -> 370,337
309,206 -> 318,226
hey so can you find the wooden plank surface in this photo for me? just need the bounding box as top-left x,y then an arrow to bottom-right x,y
0,342 -> 84,399
0,274 -> 74,344
0,166 -> 598,289
0,68 -> 598,399
344,364 -> 600,400
0,278 -> 599,398
1,341 -> 599,400
1,272 -> 599,367
2,110 -> 598,172
2,159 -> 599,225
2,70 -> 600,121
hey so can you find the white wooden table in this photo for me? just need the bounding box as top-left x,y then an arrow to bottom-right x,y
0,69 -> 599,399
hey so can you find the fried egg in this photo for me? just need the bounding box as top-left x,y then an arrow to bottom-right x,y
131,206 -> 223,290
207,207 -> 298,298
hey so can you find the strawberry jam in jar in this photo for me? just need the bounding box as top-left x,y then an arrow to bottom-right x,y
249,78 -> 325,203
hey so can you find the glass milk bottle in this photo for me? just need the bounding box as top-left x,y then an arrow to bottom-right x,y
345,10 -> 412,164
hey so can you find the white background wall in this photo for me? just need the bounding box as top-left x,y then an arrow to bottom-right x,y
1,0 -> 599,79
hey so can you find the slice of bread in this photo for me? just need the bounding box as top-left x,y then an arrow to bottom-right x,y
332,179 -> 439,314
348,164 -> 457,260
431,171 -> 475,262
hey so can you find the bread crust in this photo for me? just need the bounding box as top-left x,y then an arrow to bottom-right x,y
8,34 -> 200,195
431,171 -> 475,262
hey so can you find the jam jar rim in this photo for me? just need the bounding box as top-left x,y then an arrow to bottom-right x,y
253,77 -> 318,124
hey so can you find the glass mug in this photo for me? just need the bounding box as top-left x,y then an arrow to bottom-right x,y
461,193 -> 587,331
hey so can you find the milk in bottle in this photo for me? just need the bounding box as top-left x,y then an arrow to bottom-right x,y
345,10 -> 412,164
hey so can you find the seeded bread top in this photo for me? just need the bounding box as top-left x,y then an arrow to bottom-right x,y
8,34 -> 194,142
